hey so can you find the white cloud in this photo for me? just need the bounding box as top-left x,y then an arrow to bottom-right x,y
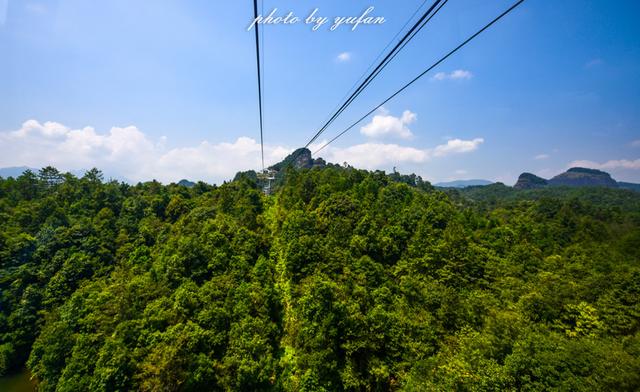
535,154 -> 550,160
450,70 -> 473,80
432,73 -> 446,81
569,159 -> 640,171
151,138 -> 291,184
432,69 -> 473,81
326,143 -> 427,169
0,120 -> 291,184
631,140 -> 640,148
336,52 -> 351,62
585,58 -> 604,68
11,119 -> 70,138
311,137 -> 484,170
432,138 -> 484,157
360,109 -> 416,139
455,169 -> 468,175
1,119 -> 485,183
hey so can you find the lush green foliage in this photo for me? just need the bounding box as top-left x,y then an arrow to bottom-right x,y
1,166 -> 639,391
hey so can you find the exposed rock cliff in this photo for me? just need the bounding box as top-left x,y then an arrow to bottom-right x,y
514,173 -> 548,189
548,167 -> 618,188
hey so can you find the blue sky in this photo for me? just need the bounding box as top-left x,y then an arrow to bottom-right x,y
1,0 -> 639,184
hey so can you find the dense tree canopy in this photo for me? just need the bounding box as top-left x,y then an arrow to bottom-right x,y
0,166 -> 639,390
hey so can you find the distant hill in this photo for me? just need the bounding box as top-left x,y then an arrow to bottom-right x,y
177,179 -> 196,187
618,182 -> 640,192
0,166 -> 34,178
234,148 -> 330,191
435,179 -> 493,188
268,148 -> 326,171
451,181 -> 640,212
514,167 -> 638,191
548,167 -> 618,187
514,173 -> 548,190
235,148 -> 436,193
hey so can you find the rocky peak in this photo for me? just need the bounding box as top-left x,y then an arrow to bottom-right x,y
548,167 -> 618,188
269,148 -> 321,171
514,172 -> 548,189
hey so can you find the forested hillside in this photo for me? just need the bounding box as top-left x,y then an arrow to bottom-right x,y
1,166 -> 639,391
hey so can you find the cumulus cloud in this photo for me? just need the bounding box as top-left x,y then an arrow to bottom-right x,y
432,69 -> 473,81
535,154 -> 550,160
336,52 -> 351,62
360,109 -> 416,139
0,120 -> 291,184
569,159 -> 640,171
322,143 -> 427,168
311,137 -> 484,170
432,138 -> 484,157
1,119 -> 485,183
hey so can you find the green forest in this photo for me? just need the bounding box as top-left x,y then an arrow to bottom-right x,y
1,166 -> 639,391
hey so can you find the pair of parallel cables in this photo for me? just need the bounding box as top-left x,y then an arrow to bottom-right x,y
305,0 -> 448,149
308,0 -> 526,154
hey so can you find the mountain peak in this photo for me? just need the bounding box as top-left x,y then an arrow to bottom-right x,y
269,148 -> 325,171
512,167 -> 635,190
514,172 -> 548,189
177,179 -> 196,187
566,167 -> 609,175
549,167 -> 617,188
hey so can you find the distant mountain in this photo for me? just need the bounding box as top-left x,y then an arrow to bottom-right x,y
232,148 -> 328,192
514,173 -> 548,190
618,182 -> 640,192
0,166 -> 34,178
269,148 -> 326,171
548,167 -> 618,188
435,179 -> 493,188
177,179 -> 196,187
513,167 -> 639,191
234,148 -> 436,194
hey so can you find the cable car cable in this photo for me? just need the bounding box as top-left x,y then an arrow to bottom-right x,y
313,0 -> 526,155
252,0 -> 265,172
305,0 -> 446,148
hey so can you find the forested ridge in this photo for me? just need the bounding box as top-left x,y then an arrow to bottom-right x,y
1,166 -> 639,391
